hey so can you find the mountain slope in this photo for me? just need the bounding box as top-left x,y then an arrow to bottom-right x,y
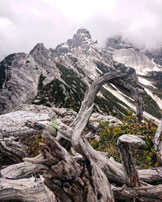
0,29 -> 161,121
106,36 -> 162,119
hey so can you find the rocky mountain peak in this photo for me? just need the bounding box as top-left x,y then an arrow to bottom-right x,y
29,43 -> 50,62
55,28 -> 94,56
75,28 -> 92,39
68,28 -> 92,48
30,43 -> 48,55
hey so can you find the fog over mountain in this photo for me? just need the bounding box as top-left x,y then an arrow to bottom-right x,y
0,0 -> 162,60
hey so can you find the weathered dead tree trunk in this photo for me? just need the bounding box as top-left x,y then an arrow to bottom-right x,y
1,72 -> 162,202
0,122 -> 46,168
25,72 -> 146,201
27,131 -> 114,202
112,184 -> 162,202
56,72 -> 128,150
0,136 -> 27,167
23,121 -> 162,184
0,161 -> 47,179
0,177 -> 56,202
117,134 -> 145,188
70,72 -> 128,128
154,119 -> 162,164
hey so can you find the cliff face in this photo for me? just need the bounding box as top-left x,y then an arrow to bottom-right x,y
0,29 -> 161,119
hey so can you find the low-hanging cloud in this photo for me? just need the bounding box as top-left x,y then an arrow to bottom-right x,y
0,0 -> 162,60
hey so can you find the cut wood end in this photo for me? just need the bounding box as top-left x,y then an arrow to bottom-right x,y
118,134 -> 145,145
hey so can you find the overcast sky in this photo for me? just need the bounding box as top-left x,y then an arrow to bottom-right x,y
0,0 -> 162,60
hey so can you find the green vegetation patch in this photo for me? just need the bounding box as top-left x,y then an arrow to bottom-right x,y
34,63 -> 87,112
21,132 -> 42,157
94,87 -> 131,118
0,54 -> 16,89
90,113 -> 159,169
142,72 -> 162,99
0,62 -> 6,89
142,91 -> 162,119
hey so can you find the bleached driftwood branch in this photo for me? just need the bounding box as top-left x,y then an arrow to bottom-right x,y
1,161 -> 47,179
0,136 -> 27,166
117,134 -> 145,188
154,119 -> 162,163
0,177 -> 56,202
112,184 -> 162,202
70,72 -> 128,128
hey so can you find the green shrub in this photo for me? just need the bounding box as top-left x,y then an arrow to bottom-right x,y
89,113 -> 158,168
